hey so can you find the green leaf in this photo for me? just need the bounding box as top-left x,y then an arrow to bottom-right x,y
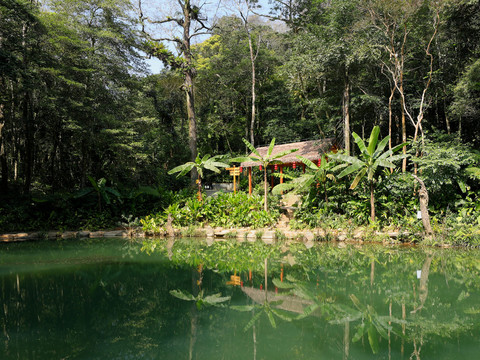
297,155 -> 318,170
168,163 -> 194,177
88,175 -> 100,191
231,305 -> 255,312
73,188 -> 93,199
352,132 -> 368,156
367,126 -> 380,156
330,153 -> 362,165
203,164 -> 222,173
297,303 -> 320,319
271,308 -> 295,322
105,187 -> 122,199
372,136 -> 389,158
242,138 -> 261,158
352,323 -> 367,342
204,293 -> 231,305
267,138 -> 276,157
367,324 -> 380,354
230,156 -> 256,163
266,309 -> 277,328
243,310 -> 263,331
272,182 -> 296,195
170,289 -> 195,301
272,278 -> 295,289
271,148 -> 299,161
338,162 -> 364,179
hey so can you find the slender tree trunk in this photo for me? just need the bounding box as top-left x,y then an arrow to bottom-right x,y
343,70 -> 350,156
370,181 -> 375,222
370,259 -> 375,287
197,174 -> 202,202
0,104 -> 8,193
0,126 -> 7,194
343,321 -> 350,360
400,81 -> 407,172
50,135 -> 58,191
388,86 -> 395,173
264,166 -> 268,211
23,91 -> 34,194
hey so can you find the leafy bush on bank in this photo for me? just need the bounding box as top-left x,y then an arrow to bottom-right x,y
140,191 -> 280,232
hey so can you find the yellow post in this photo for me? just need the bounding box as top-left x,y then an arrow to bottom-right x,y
226,166 -> 241,193
233,166 -> 236,193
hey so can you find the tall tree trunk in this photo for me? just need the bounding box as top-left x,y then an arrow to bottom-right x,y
182,2 -> 198,184
248,32 -> 256,146
412,175 -> 433,237
185,70 -> 197,183
343,69 -> 351,155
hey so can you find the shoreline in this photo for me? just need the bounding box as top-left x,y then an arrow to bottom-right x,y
0,226 -> 451,247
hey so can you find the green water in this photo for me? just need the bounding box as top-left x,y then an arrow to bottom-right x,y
1,238 -> 479,359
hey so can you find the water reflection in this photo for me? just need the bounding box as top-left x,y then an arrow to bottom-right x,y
0,238 -> 479,359
153,238 -> 480,359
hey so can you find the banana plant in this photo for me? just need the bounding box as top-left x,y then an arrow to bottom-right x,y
168,154 -> 229,201
74,176 -> 122,211
272,153 -> 336,203
231,138 -> 298,211
330,126 -> 407,222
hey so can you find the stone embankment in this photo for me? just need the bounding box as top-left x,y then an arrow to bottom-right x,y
0,226 -> 425,245
0,230 -> 131,242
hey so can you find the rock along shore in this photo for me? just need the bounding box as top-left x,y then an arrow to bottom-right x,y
0,226 -> 435,246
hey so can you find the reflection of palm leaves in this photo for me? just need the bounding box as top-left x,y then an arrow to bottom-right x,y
231,300 -> 293,331
273,276 -> 332,319
330,294 -> 405,354
274,275 -> 405,355
170,289 -> 230,310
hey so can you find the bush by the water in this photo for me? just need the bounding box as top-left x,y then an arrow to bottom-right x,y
140,192 -> 280,233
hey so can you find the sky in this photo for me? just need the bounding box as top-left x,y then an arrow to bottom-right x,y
144,0 -> 275,74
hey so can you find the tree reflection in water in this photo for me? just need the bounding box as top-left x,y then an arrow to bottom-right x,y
1,238 -> 480,359
154,238 -> 480,359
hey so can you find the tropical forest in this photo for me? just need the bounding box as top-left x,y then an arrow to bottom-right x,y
1,0 -> 480,359
1,0 -> 480,244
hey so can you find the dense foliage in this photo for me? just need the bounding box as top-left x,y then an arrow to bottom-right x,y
1,0 -> 480,244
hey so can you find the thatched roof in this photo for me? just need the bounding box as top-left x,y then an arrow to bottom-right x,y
240,138 -> 335,167
241,287 -> 313,315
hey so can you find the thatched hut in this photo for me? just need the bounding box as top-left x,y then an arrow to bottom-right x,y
239,138 -> 337,194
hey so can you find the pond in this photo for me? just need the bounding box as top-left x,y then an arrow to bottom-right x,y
1,237 -> 479,359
